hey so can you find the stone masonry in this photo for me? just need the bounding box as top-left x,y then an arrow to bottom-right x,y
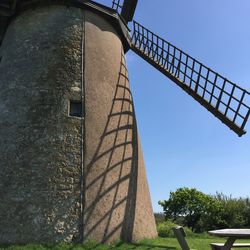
0,4 -> 157,244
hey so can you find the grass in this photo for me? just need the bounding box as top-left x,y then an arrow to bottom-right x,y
1,236 -> 250,250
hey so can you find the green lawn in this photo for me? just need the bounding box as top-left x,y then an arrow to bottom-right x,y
1,237 -> 250,250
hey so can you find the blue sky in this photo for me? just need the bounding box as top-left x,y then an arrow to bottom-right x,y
97,0 -> 250,212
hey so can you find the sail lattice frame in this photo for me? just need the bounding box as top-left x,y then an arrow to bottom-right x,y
112,0 -> 123,14
131,21 -> 250,136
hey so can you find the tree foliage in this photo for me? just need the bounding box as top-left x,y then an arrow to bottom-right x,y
159,188 -> 250,232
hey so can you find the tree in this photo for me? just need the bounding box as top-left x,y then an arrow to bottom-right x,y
159,187 -> 222,232
215,193 -> 248,228
243,198 -> 250,227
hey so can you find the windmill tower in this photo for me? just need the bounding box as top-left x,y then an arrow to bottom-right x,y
0,0 -> 250,245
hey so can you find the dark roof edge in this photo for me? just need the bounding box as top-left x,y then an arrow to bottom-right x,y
0,0 -> 132,52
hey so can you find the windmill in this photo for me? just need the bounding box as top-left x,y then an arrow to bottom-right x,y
0,0 -> 249,245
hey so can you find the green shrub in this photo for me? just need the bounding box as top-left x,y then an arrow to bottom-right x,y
156,220 -> 209,239
157,220 -> 176,237
154,213 -> 165,225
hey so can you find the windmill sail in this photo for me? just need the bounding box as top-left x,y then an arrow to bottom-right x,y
131,21 -> 250,136
112,0 -> 138,23
112,0 -> 123,13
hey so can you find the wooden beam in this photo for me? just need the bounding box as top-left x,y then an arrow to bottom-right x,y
121,0 -> 138,23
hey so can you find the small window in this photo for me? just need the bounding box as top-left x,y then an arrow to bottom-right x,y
69,101 -> 83,118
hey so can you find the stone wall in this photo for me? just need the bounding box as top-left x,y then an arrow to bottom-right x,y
0,4 -> 157,244
0,6 -> 83,243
